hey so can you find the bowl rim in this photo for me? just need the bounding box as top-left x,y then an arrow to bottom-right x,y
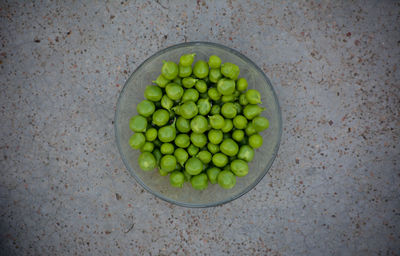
114,41 -> 282,208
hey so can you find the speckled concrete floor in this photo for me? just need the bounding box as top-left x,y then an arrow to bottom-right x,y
0,1 -> 399,255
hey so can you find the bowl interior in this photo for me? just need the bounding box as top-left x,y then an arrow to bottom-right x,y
115,42 -> 282,207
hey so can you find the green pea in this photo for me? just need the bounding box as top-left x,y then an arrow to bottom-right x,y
197,98 -> 211,115
208,55 -> 222,69
233,102 -> 242,114
236,78 -> 248,91
152,109 -> 169,126
212,153 -> 228,168
217,170 -> 236,189
193,60 -> 209,79
174,148 -> 189,166
221,119 -> 233,133
183,171 -> 192,181
190,115 -> 208,133
221,62 -> 240,80
207,142 -> 220,154
129,115 -> 147,132
252,116 -> 269,132
185,157 -> 203,175
190,173 -> 208,190
173,77 -> 182,85
210,105 -> 221,115
161,61 -> 179,80
153,139 -> 162,148
221,94 -> 236,103
209,114 -> 225,129
173,135 -> 188,149
153,148 -> 162,164
232,129 -> 245,142
217,78 -> 236,96
221,102 -> 237,118
182,88 -> 199,102
137,100 -> 155,117
169,171 -> 185,188
144,128 -> 157,142
245,122 -> 257,136
208,87 -> 221,101
152,74 -> 170,88
159,168 -> 169,176
160,155 -> 177,172
209,68 -> 222,83
197,150 -> 212,164
245,89 -> 262,104
243,104 -> 265,120
249,134 -> 263,149
160,143 -> 174,155
190,132 -> 208,148
129,133 -> 146,149
239,93 -> 249,105
178,101 -> 198,119
138,152 -> 157,171
206,167 -> 221,184
208,129 -> 223,144
158,124 -> 176,142
144,85 -> 163,102
237,145 -> 254,162
182,77 -> 198,88
187,144 -> 200,156
165,83 -> 184,100
195,80 -> 208,93
178,64 -> 192,78
223,164 -> 231,172
161,95 -> 174,110
220,138 -> 239,157
233,115 -> 248,129
176,116 -> 191,133
179,53 -> 196,67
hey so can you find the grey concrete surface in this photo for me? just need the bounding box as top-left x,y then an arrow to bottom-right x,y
1,0 -> 399,255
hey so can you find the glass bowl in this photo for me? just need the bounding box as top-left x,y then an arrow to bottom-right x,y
115,42 -> 282,207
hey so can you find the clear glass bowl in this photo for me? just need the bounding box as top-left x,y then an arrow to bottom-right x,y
115,42 -> 282,207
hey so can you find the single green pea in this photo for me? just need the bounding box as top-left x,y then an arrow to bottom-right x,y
245,89 -> 262,104
182,88 -> 199,102
138,152 -> 157,171
137,100 -> 156,117
185,157 -> 203,175
221,119 -> 233,133
158,124 -> 176,142
212,153 -> 228,168
190,132 -> 208,148
176,116 -> 191,133
233,103 -> 242,115
210,105 -> 221,115
129,133 -> 146,149
190,115 -> 208,133
209,114 -> 225,129
206,167 -> 221,184
193,60 -> 209,79
208,55 -> 222,69
174,148 -> 189,166
209,68 -> 222,83
179,53 -> 196,67
152,109 -> 170,127
183,170 -> 192,181
232,129 -> 245,142
178,101 -> 198,119
249,134 -> 263,149
178,64 -> 192,78
152,74 -> 170,88
160,155 -> 177,172
159,168 -> 169,176
161,61 -> 179,80
145,128 -> 158,142
140,141 -> 154,152
208,87 -> 221,101
161,95 -> 174,110
221,94 -> 236,103
195,80 -> 208,93
191,173 -> 208,190
160,143 -> 175,155
153,148 -> 162,164
236,78 -> 248,91
169,171 -> 185,188
220,138 -> 239,157
173,77 -> 182,85
207,142 -> 220,154
144,85 -> 163,102
252,116 -> 270,132
237,145 -> 255,162
245,122 -> 257,136
239,93 -> 249,105
217,78 -> 236,96
174,134 -> 190,148
197,98 -> 211,115
197,150 -> 212,164
233,115 -> 248,129
187,144 -> 200,156
221,102 -> 237,119
182,77 -> 198,88
208,129 -> 223,145
129,115 -> 147,132
217,170 -> 236,189
243,104 -> 265,120
165,83 -> 184,101
221,62 -> 240,80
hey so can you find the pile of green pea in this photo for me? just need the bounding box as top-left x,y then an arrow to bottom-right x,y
128,53 -> 269,190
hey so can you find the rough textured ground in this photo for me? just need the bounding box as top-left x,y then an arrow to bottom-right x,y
0,1 -> 399,255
